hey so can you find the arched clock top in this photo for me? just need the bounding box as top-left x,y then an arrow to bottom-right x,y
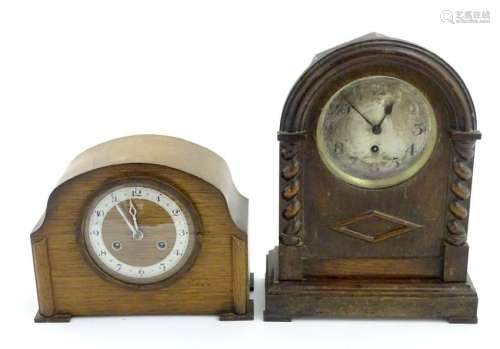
279,32 -> 479,135
38,135 -> 248,233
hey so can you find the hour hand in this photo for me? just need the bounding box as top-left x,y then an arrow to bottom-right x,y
377,102 -> 394,127
115,204 -> 141,240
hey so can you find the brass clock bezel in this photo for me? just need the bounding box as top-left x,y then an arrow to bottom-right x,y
77,175 -> 202,291
315,75 -> 438,189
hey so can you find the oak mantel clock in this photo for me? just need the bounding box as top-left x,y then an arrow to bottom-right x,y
31,135 -> 253,322
264,33 -> 481,322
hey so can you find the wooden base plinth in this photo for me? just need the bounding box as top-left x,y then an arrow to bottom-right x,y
264,248 -> 478,323
35,273 -> 254,322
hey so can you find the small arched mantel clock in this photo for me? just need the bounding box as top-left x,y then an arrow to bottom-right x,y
264,33 -> 481,323
31,135 -> 253,321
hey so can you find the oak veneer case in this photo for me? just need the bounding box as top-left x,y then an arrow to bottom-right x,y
264,33 -> 481,323
31,135 -> 253,322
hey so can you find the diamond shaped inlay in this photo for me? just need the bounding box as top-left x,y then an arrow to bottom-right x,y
331,210 -> 422,243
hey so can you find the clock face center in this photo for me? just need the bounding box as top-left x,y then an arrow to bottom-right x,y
316,75 -> 438,189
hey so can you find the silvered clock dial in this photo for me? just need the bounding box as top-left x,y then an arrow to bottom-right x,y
83,181 -> 198,285
316,75 -> 438,188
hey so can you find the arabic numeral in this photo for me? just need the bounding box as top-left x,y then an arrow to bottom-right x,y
160,263 -> 166,271
172,208 -> 180,216
392,157 -> 401,168
157,195 -> 161,202
132,188 -> 142,197
95,209 -> 104,217
414,123 -> 425,136
333,142 -> 344,154
175,250 -> 183,256
407,144 -> 416,156
179,230 -> 188,236
138,269 -> 145,276
116,263 -> 122,271
98,250 -> 107,257
91,229 -> 100,236
111,194 -> 118,203
371,82 -> 384,95
331,103 -> 351,115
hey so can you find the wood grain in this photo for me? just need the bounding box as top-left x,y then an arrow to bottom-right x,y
31,136 -> 251,321
232,236 -> 248,314
303,257 -> 441,278
31,237 -> 55,317
58,135 -> 248,233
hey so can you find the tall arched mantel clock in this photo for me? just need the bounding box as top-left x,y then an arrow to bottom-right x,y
264,33 -> 481,323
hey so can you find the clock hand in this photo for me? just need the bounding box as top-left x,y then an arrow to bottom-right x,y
340,94 -> 375,127
376,102 -> 394,128
128,199 -> 144,241
115,204 -> 140,240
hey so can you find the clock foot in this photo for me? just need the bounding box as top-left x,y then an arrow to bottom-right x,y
34,311 -> 72,323
219,300 -> 254,321
447,316 -> 478,324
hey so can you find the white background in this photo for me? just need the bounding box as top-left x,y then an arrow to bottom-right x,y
1,1 -> 498,348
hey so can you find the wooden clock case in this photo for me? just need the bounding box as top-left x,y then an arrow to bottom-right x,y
264,33 -> 481,322
31,135 -> 253,322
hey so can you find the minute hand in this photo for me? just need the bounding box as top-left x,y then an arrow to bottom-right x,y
341,94 -> 375,127
128,199 -> 144,240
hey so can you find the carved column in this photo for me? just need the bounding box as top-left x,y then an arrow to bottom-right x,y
278,131 -> 306,280
444,130 -> 481,281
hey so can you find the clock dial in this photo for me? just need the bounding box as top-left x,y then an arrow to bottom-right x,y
84,182 -> 197,284
316,75 -> 437,188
